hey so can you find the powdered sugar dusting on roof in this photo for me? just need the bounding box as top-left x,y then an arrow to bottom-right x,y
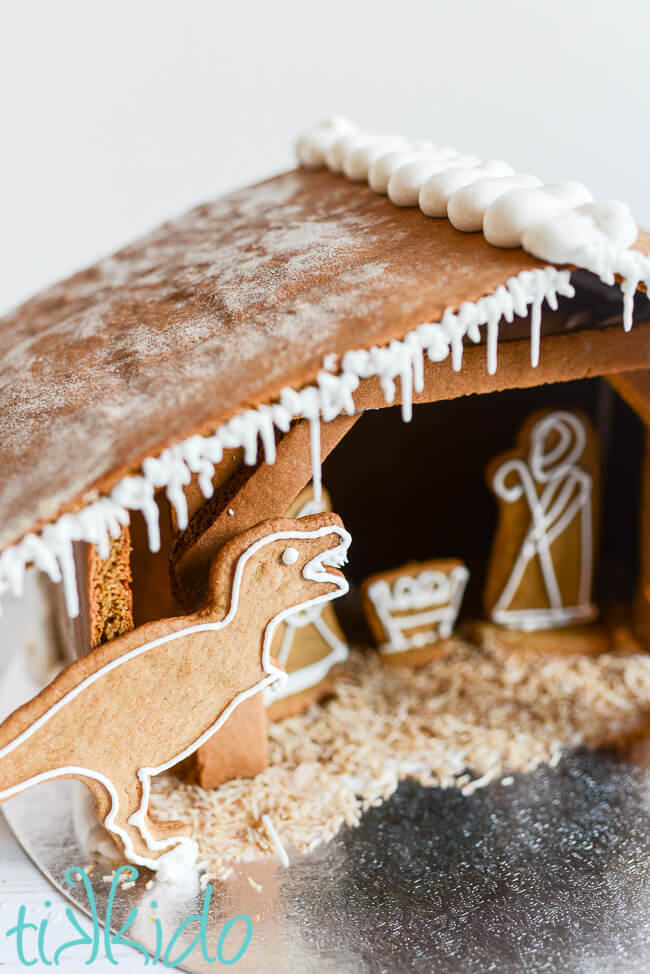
0,172 -> 401,547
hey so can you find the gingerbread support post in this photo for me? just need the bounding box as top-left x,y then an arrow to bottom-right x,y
174,413 -> 360,789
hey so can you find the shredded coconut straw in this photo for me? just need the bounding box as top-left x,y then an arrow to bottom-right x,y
149,637 -> 650,884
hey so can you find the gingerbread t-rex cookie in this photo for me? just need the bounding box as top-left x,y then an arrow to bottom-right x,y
0,513 -> 350,875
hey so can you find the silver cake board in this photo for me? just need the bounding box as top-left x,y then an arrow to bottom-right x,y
3,626 -> 650,971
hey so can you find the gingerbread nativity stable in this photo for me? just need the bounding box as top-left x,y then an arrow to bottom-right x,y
1,117 -> 650,874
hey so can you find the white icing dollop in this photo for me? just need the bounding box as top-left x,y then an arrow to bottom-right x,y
388,159 -> 456,207
295,115 -> 357,169
282,546 -> 299,565
545,180 -> 595,207
343,136 -> 409,181
522,199 -> 637,263
326,130 -> 375,174
577,199 -> 638,248
484,182 -> 595,248
419,160 -> 518,218
387,153 -> 480,207
155,839 -> 199,883
369,149 -> 431,194
448,174 -> 543,232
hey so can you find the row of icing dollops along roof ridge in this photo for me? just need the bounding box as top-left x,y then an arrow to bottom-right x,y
295,116 -> 650,333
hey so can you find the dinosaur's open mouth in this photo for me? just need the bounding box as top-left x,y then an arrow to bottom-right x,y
322,543 -> 349,570
308,529 -> 351,579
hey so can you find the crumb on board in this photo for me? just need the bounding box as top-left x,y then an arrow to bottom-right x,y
247,876 -> 263,892
150,637 -> 650,885
102,869 -> 138,887
261,814 -> 289,868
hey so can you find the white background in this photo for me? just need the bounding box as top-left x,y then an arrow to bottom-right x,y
1,0 -> 649,316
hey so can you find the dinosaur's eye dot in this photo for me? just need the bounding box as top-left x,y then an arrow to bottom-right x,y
281,547 -> 299,565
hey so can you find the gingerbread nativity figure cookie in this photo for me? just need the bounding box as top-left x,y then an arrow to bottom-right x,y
481,408 -> 602,652
361,559 -> 469,667
1,114 -> 650,878
265,484 -> 349,719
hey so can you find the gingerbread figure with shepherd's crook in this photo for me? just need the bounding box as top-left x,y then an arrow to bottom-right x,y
484,409 -> 600,633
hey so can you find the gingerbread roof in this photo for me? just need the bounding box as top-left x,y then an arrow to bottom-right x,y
1,156 -> 650,613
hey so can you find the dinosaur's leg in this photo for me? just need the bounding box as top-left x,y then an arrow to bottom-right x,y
76,775 -> 149,863
128,770 -> 191,851
83,776 -> 112,827
87,772 -> 171,865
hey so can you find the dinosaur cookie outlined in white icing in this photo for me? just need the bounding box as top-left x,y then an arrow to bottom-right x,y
0,516 -> 351,874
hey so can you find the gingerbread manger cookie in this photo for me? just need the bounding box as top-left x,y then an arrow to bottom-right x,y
2,116 -> 650,873
362,559 -> 469,667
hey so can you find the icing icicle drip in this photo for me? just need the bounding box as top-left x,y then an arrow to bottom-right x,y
0,267 -> 574,617
296,117 -> 650,354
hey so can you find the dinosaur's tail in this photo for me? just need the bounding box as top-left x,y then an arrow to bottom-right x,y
0,694 -> 68,802
0,742 -> 53,802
